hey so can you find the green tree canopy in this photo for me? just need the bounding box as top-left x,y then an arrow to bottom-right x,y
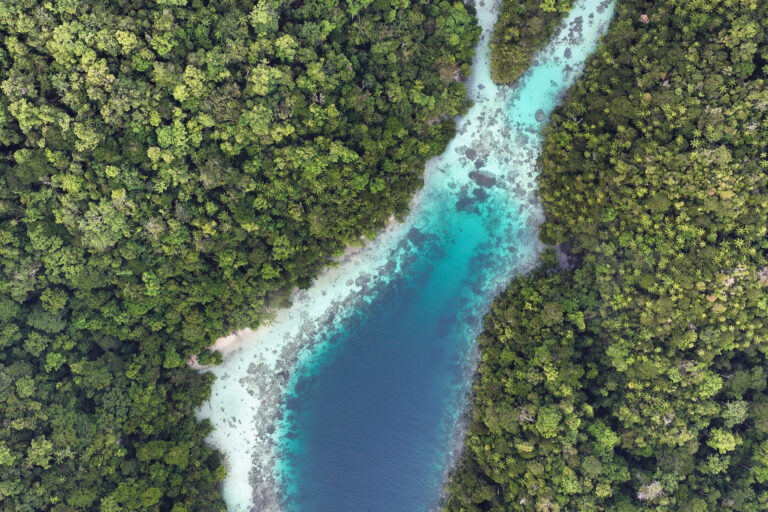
0,0 -> 479,508
446,0 -> 768,510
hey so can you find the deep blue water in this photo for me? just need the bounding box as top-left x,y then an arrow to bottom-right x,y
280,216 -> 493,511
275,1 -> 617,511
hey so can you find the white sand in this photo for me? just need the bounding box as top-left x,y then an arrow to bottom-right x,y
187,329 -> 256,370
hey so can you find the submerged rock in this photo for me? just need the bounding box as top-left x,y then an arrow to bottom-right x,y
469,171 -> 497,188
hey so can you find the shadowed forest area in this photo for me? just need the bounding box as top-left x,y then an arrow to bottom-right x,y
446,0 -> 768,510
0,0 -> 479,509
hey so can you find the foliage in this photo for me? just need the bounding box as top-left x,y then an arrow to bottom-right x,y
0,0 -> 479,508
446,0 -> 768,510
489,0 -> 572,84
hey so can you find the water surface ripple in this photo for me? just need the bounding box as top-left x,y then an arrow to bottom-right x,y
198,0 -> 615,510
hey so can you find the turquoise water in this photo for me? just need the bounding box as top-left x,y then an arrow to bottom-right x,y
197,1 -> 615,510
275,1 -> 616,511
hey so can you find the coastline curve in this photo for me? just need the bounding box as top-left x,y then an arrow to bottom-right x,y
196,0 -> 616,510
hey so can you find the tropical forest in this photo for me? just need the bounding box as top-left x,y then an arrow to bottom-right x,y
1,0 -> 767,510
446,0 -> 768,510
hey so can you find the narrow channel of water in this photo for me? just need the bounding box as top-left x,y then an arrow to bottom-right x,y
197,1 -> 615,510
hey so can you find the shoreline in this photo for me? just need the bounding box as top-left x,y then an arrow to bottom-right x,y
194,0 -> 614,508
188,216 -> 407,373
187,329 -> 256,370
193,6 -> 501,505
195,169 -> 437,511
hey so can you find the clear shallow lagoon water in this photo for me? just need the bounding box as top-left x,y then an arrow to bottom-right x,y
198,1 -> 615,511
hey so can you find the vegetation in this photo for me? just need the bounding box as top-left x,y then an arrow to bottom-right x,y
446,0 -> 768,510
489,0 -> 572,84
0,0 -> 479,508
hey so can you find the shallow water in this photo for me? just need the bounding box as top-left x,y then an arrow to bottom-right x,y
198,0 -> 615,510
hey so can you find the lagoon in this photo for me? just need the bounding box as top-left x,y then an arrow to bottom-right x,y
198,0 -> 615,510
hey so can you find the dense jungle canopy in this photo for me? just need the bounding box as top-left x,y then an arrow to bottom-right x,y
0,0 -> 479,509
446,0 -> 768,510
